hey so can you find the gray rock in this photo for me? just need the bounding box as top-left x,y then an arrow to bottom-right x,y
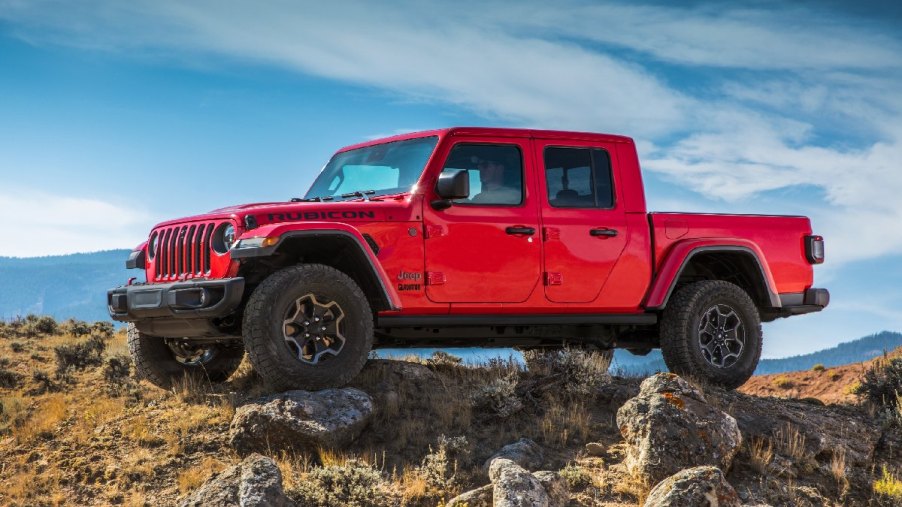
643,466 -> 740,507
483,438 -> 544,473
180,454 -> 294,507
616,373 -> 742,485
533,471 -> 569,507
229,388 -> 373,455
489,458 -> 550,507
446,484 -> 493,507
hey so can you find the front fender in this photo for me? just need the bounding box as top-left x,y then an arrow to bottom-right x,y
644,238 -> 780,310
231,221 -> 401,310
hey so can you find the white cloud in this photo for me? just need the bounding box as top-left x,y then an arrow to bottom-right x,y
0,188 -> 156,257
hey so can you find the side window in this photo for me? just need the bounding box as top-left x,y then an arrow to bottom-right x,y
439,144 -> 523,206
544,147 -> 614,208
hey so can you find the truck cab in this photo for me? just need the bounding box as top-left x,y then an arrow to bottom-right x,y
109,127 -> 828,391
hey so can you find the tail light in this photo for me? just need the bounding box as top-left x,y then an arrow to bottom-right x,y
805,235 -> 825,264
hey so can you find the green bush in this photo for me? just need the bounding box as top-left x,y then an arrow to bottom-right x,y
289,459 -> 396,507
0,367 -> 23,389
61,318 -> 92,338
471,372 -> 523,418
812,363 -> 826,372
54,335 -> 106,375
854,358 -> 902,408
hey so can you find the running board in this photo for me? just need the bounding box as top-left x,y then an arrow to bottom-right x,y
376,313 -> 657,328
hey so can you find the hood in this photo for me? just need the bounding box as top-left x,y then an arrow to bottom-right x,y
152,194 -> 418,231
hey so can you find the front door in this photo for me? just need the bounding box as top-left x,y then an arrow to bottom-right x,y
536,140 -> 628,303
423,138 -> 541,303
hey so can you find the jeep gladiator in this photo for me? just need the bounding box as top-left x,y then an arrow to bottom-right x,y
108,127 -> 828,390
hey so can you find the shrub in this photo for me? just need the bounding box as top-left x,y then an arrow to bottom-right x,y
426,351 -> 463,368
0,367 -> 23,389
525,348 -> 611,397
91,322 -> 115,340
103,355 -> 137,397
772,376 -> 794,389
28,370 -> 62,395
560,463 -> 591,489
874,466 -> 902,499
54,335 -> 106,375
812,363 -> 826,372
10,342 -> 25,353
471,372 -> 523,418
289,459 -> 396,507
854,357 -> 902,408
61,319 -> 92,338
416,435 -> 469,495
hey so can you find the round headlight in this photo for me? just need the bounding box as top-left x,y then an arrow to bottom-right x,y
223,224 -> 237,249
148,232 -> 158,260
212,223 -> 238,254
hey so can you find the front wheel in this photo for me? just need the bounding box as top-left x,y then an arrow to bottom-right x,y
659,280 -> 762,389
242,264 -> 374,392
127,323 -> 245,390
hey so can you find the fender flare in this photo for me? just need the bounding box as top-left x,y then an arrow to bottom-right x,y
231,222 -> 401,311
644,239 -> 781,310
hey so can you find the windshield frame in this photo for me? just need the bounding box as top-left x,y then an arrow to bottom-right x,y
304,135 -> 440,200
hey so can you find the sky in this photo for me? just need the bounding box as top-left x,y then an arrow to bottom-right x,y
0,0 -> 900,357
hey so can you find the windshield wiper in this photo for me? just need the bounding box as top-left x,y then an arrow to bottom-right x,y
290,196 -> 335,202
340,190 -> 376,201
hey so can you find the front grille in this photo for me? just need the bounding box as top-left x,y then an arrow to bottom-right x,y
153,222 -> 217,280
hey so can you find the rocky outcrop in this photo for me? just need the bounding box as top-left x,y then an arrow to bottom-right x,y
482,438 -> 544,473
228,388 -> 373,456
180,454 -> 293,507
616,373 -> 742,485
488,458 -> 551,507
643,466 -> 740,507
446,484 -> 493,507
533,471 -> 569,507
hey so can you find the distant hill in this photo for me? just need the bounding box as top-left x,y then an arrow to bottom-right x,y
610,331 -> 902,376
0,250 -> 132,323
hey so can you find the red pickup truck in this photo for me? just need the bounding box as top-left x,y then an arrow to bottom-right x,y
109,127 -> 828,390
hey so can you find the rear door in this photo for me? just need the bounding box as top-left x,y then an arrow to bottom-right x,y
422,137 -> 541,303
535,139 -> 628,303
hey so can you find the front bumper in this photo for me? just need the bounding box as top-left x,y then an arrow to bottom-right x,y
108,278 -> 245,322
777,287 -> 830,317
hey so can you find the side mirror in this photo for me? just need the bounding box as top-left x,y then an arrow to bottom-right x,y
436,169 -> 470,200
432,170 -> 470,210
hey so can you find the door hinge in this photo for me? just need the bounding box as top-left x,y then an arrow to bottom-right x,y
543,227 -> 560,241
427,272 -> 446,285
544,272 -> 563,286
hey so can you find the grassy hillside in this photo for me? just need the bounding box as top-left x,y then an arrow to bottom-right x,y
0,250 -> 132,323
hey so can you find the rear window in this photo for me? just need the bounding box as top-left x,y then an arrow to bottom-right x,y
544,147 -> 614,208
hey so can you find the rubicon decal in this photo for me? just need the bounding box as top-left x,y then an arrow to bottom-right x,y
266,210 -> 377,221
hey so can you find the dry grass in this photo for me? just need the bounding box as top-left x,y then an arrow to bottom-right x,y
748,436 -> 774,473
14,392 -> 69,442
177,456 -> 228,494
774,422 -> 807,460
541,399 -> 590,447
831,447 -> 848,494
772,376 -> 794,389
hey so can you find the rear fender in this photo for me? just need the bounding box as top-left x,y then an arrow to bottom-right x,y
232,221 -> 401,311
645,238 -> 780,310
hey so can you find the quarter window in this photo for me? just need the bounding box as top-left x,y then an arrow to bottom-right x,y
439,144 -> 523,206
544,147 -> 614,208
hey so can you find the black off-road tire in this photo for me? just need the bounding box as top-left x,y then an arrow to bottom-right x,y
242,264 -> 374,392
660,280 -> 762,389
127,323 -> 245,390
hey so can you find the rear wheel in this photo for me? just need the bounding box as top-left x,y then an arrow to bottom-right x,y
242,264 -> 374,391
127,323 -> 245,390
660,280 -> 762,389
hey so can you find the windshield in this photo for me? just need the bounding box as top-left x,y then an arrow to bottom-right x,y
305,136 -> 439,199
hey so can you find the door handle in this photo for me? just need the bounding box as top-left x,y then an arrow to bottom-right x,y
506,226 -> 536,236
590,228 -> 618,238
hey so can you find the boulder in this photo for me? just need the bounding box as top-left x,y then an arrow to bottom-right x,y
533,470 -> 569,507
489,458 -> 550,507
180,454 -> 293,507
446,484 -> 493,507
616,373 -> 742,485
483,438 -> 544,473
644,466 -> 740,507
229,388 -> 373,456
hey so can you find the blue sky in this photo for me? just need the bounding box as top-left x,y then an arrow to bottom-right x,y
0,0 -> 900,357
